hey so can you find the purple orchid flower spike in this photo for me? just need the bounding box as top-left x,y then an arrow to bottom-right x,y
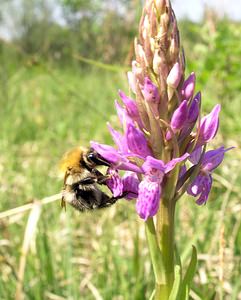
187,146 -> 232,205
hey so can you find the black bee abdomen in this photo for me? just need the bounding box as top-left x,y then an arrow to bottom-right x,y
76,189 -> 98,209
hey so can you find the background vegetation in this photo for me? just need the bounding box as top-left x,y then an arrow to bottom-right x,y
0,0 -> 240,299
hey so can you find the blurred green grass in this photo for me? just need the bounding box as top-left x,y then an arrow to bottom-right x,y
0,59 -> 241,300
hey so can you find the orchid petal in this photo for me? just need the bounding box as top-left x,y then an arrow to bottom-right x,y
171,100 -> 188,130
126,123 -> 152,158
141,77 -> 160,103
142,156 -> 166,173
187,174 -> 212,205
106,169 -> 123,197
201,146 -> 226,172
181,72 -> 196,100
189,146 -> 202,165
107,123 -> 128,153
164,153 -> 190,174
188,92 -> 201,123
136,179 -> 161,220
90,141 -> 142,173
196,175 -> 212,205
127,71 -> 136,94
122,172 -> 139,200
119,90 -> 144,129
119,90 -> 138,118
198,104 -> 221,144
167,62 -> 182,89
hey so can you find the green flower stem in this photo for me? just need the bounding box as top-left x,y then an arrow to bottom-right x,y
145,218 -> 165,285
155,196 -> 176,300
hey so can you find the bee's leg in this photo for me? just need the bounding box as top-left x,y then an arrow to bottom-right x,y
92,169 -> 111,185
71,177 -> 97,191
61,172 -> 68,210
98,191 -> 130,209
78,177 -> 97,185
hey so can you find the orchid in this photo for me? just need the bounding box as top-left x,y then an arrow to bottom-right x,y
187,146 -> 232,205
88,0 -> 231,299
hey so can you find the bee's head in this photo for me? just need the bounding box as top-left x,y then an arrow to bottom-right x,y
86,148 -> 111,169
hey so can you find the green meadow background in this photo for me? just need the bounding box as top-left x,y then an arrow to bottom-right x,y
0,1 -> 240,299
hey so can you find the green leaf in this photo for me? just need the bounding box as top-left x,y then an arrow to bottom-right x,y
179,245 -> 198,300
168,265 -> 181,300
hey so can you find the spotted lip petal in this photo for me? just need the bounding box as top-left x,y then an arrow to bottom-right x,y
186,145 -> 232,205
136,179 -> 161,220
187,174 -> 212,205
106,169 -> 123,197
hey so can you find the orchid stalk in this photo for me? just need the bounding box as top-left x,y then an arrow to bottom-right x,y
89,0 -> 231,299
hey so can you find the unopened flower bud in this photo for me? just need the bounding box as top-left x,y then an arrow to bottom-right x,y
167,62 -> 182,89
127,71 -> 136,94
198,104 -> 221,144
119,91 -> 139,118
188,92 -> 201,123
155,0 -> 166,13
171,100 -> 188,130
181,72 -> 196,100
141,77 -> 160,103
166,100 -> 188,140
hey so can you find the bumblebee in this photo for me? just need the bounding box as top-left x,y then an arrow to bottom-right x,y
60,147 -> 122,212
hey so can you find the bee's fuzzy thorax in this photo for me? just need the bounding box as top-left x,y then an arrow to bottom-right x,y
59,147 -> 87,172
